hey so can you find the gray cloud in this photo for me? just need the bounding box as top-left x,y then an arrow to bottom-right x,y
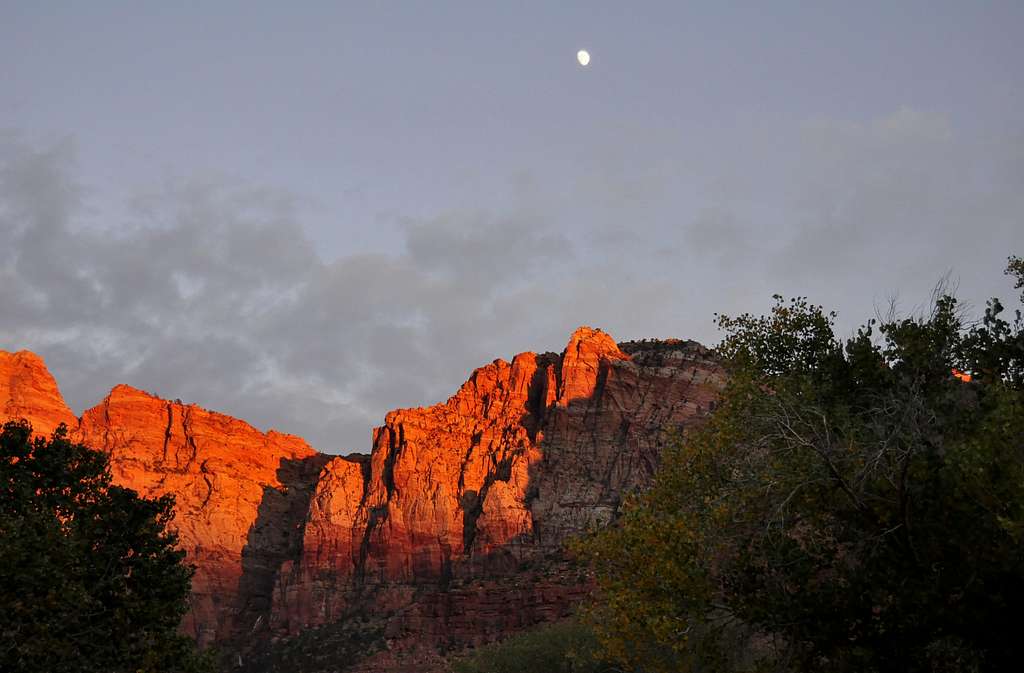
2,109 -> 1022,452
769,108 -> 1024,330
0,137 -> 577,452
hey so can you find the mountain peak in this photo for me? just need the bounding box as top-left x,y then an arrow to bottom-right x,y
0,348 -> 77,436
557,326 -> 629,405
564,325 -> 619,350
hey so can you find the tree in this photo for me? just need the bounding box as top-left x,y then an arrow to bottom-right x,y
0,421 -> 211,673
578,258 -> 1024,672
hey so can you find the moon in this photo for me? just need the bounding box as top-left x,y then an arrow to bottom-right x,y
577,49 -> 590,66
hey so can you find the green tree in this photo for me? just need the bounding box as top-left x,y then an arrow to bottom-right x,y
579,258 -> 1024,672
0,421 -> 212,673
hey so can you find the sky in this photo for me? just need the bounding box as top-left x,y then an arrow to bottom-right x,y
2,2 -> 1023,453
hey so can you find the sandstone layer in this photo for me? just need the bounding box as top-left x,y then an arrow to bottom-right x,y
1,327 -> 724,669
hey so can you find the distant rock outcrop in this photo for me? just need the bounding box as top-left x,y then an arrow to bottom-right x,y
1,328 -> 723,670
0,350 -> 77,437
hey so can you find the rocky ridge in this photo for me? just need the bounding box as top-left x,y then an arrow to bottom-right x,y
0,327 -> 724,670
0,350 -> 326,647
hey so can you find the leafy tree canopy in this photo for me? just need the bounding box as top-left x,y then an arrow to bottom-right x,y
578,258 -> 1024,672
0,421 -> 211,673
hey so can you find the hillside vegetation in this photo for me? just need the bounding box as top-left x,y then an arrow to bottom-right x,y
577,256 -> 1024,672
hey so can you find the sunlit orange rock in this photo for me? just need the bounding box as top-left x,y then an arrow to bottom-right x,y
269,327 -> 725,663
556,325 -> 630,405
1,350 -> 327,648
3,329 -> 725,669
75,384 -> 328,647
0,350 -> 77,437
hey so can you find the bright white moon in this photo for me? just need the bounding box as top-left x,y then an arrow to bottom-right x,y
577,49 -> 590,66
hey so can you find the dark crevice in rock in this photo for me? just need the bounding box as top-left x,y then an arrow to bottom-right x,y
356,505 -> 388,583
235,452 -> 331,645
462,454 -> 515,555
456,431 -> 483,498
354,425 -> 403,581
382,425 -> 402,499
524,354 -> 555,442
161,402 -> 173,465
198,459 -> 214,510
181,407 -> 199,472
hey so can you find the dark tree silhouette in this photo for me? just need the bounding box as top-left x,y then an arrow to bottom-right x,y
0,420 -> 211,673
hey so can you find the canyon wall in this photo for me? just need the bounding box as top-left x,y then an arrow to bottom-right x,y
0,349 -> 326,648
1,327 -> 724,669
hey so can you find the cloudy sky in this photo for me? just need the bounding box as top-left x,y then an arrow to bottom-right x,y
2,2 -> 1023,453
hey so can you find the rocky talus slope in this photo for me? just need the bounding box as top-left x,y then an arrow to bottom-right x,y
1,328 -> 723,670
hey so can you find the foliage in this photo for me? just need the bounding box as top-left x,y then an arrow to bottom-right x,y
0,421 -> 212,673
451,619 -> 616,673
1008,255 -> 1024,296
578,258 -> 1024,672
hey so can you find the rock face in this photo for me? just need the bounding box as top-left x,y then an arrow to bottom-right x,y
76,385 -> 329,647
268,327 -> 724,667
1,327 -> 724,669
0,352 -> 328,648
0,350 -> 77,437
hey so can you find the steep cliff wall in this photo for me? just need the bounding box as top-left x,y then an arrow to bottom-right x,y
1,327 -> 724,669
267,327 -> 724,668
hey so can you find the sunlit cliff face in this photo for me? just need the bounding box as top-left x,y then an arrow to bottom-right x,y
1,330 -> 725,666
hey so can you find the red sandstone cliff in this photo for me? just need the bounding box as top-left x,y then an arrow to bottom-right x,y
1,327 -> 723,670
76,385 -> 329,647
0,350 -> 77,437
0,353 -> 327,648
268,327 -> 724,668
